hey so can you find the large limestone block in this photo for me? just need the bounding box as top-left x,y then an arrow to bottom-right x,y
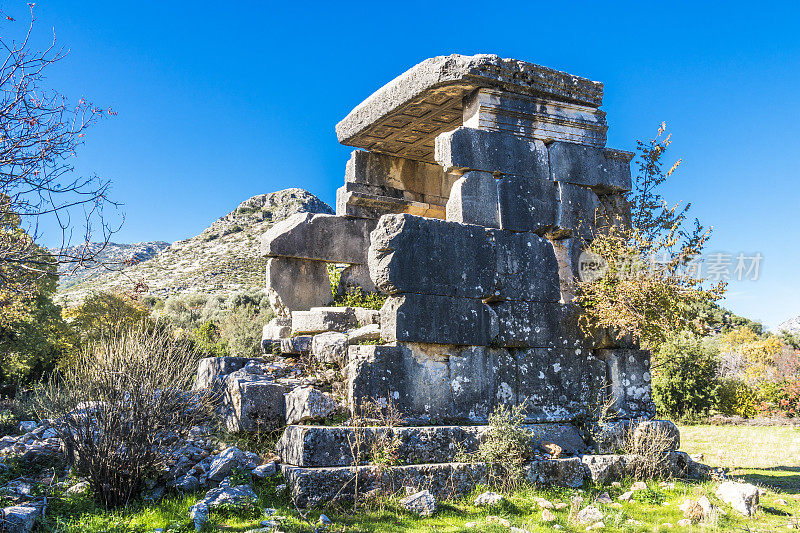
336,182 -> 447,220
311,331 -> 348,364
491,301 -> 565,348
462,87 -> 608,148
496,173 -> 557,233
445,171 -> 500,228
336,54 -> 603,164
597,348 -> 655,418
369,214 -> 560,303
265,257 -> 331,317
337,263 -> 377,293
285,386 -> 342,425
524,457 -> 586,487
224,379 -> 286,432
549,182 -> 599,240
347,343 -> 512,423
282,462 -> 488,508
435,127 -> 549,178
261,213 -> 376,264
515,347 -> 604,421
548,142 -> 633,193
369,214 -> 495,299
346,149 -> 451,203
276,425 -> 486,468
380,294 -> 498,346
292,307 -> 361,334
491,230 -> 560,302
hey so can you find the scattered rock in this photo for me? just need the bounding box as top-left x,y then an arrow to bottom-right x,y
189,485 -> 259,530
595,492 -> 612,504
630,481 -> 647,491
176,474 -> 200,492
540,441 -> 562,458
677,518 -> 691,527
576,505 -> 603,524
65,480 -> 90,495
17,421 -> 37,434
541,508 -> 556,522
399,489 -> 437,516
775,498 -> 788,506
618,491 -> 633,501
717,481 -> 760,517
554,502 -> 568,510
536,497 -> 555,509
285,386 -> 342,425
0,504 -> 42,533
474,491 -> 504,507
586,522 -> 604,530
487,515 -> 511,527
252,462 -> 277,479
679,499 -> 704,522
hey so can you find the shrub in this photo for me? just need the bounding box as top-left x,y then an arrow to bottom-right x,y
332,287 -> 386,311
652,332 -> 720,419
717,378 -> 759,418
38,326 -> 213,508
220,306 -> 267,358
462,403 -> 533,490
63,291 -> 150,343
192,320 -> 227,357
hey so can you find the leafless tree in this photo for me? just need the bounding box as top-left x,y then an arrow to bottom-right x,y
1,4 -> 122,301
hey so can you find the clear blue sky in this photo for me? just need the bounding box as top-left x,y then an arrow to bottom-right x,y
8,1 -> 800,330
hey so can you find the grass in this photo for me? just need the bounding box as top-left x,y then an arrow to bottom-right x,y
4,424 -> 800,532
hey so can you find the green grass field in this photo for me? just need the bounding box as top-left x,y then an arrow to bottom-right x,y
7,424 -> 800,532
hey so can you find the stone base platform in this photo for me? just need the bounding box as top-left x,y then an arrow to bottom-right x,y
276,423 -> 588,468
281,451 -> 709,508
276,422 -> 709,507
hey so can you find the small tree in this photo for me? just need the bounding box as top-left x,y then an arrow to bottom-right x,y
38,326 -> 213,508
652,332 -> 720,419
63,291 -> 150,343
575,124 -> 725,349
1,6 -> 120,303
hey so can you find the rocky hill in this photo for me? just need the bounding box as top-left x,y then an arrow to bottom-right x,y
57,188 -> 333,303
54,241 -> 171,290
778,316 -> 800,335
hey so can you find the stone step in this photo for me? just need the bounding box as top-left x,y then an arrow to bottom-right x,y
292,306 -> 381,335
281,451 -> 710,508
276,423 -> 588,468
281,457 -> 588,508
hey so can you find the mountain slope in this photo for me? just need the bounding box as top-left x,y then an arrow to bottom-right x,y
58,188 -> 333,303
778,316 -> 800,335
54,241 -> 171,290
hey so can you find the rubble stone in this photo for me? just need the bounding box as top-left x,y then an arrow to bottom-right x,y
400,489 -> 437,516
285,387 -> 342,425
292,307 -> 361,334
717,481 -> 760,516
311,332 -> 348,364
223,379 -> 286,432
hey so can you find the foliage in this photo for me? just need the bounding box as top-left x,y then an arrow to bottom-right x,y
780,331 -> 800,350
37,326 -> 214,508
652,331 -> 720,419
219,305 -> 267,358
717,327 -> 785,384
759,379 -> 800,417
332,287 -> 387,311
63,291 -> 150,343
689,299 -> 764,335
575,124 -> 725,350
462,403 -> 534,491
0,238 -> 73,389
1,7 -> 120,302
716,378 -> 760,418
191,320 -> 227,358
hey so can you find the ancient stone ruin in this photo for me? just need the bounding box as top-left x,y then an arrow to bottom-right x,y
254,54 -> 704,506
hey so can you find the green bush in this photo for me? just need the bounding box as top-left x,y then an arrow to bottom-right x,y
717,378 -> 760,418
652,331 -> 720,419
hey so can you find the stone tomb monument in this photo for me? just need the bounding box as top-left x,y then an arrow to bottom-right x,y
261,55 -> 700,506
